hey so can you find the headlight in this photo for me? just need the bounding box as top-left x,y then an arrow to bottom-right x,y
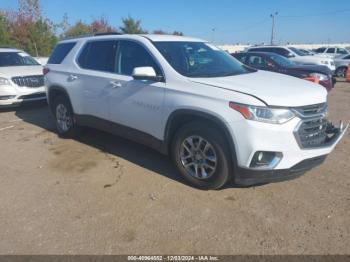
0,77 -> 11,86
309,73 -> 329,81
320,60 -> 329,65
229,102 -> 296,124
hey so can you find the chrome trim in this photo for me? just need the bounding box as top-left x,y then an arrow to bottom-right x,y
248,152 -> 283,170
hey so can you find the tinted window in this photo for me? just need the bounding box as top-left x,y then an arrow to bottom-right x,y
78,40 -> 117,72
344,55 -> 350,59
48,42 -> 76,64
268,53 -> 296,67
316,48 -> 326,53
326,48 -> 335,53
233,53 -> 247,63
116,41 -> 162,76
337,48 -> 348,54
247,55 -> 267,67
0,52 -> 40,67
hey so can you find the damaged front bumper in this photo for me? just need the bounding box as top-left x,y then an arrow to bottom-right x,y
234,120 -> 348,186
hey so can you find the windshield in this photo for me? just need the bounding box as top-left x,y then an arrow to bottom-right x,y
0,52 -> 40,67
268,53 -> 296,67
289,47 -> 307,56
154,41 -> 253,78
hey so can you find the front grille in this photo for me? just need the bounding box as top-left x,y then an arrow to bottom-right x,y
295,118 -> 328,148
11,75 -> 44,88
293,103 -> 329,149
293,103 -> 327,118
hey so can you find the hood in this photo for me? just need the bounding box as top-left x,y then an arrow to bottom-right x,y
289,64 -> 332,75
189,70 -> 327,107
0,65 -> 43,78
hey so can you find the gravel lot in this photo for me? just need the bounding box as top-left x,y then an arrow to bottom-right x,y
0,82 -> 349,255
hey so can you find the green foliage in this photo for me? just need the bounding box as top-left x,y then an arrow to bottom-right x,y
1,0 -> 57,56
119,16 -> 147,34
1,1 -> 185,57
0,14 -> 13,46
62,20 -> 92,38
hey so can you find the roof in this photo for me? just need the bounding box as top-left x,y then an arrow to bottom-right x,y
61,34 -> 205,43
0,47 -> 21,53
248,45 -> 288,48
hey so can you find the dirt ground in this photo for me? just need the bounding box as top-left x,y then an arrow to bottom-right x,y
0,81 -> 349,255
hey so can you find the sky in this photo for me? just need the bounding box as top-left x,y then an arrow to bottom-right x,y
1,0 -> 350,44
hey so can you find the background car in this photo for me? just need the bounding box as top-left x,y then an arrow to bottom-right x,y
233,51 -> 334,91
334,54 -> 350,78
246,46 -> 336,72
0,47 -> 46,107
314,47 -> 350,58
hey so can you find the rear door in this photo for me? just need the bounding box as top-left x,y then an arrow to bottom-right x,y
75,40 -> 118,119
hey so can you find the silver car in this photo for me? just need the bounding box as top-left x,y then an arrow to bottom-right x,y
334,54 -> 350,78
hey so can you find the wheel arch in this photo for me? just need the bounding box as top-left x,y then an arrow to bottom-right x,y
163,109 -> 238,168
47,85 -> 73,114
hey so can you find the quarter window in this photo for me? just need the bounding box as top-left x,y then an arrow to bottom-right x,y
48,42 -> 76,64
78,40 -> 117,73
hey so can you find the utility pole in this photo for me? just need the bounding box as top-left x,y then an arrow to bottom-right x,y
270,12 -> 278,45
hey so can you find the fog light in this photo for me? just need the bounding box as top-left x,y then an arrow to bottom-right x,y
0,95 -> 16,100
250,151 -> 283,169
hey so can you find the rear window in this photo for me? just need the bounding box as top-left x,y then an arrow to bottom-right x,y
48,42 -> 76,64
77,40 -> 117,73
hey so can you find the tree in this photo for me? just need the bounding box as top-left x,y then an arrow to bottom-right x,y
173,31 -> 184,36
153,29 -> 184,36
153,29 -> 167,35
19,0 -> 41,20
63,20 -> 92,38
0,14 -> 12,46
4,0 -> 58,56
91,16 -> 116,34
119,16 -> 147,34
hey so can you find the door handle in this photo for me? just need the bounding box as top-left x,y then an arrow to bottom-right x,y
68,74 -> 78,81
110,81 -> 122,88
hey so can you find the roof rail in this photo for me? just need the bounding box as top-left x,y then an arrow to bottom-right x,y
62,32 -> 123,41
94,32 -> 123,36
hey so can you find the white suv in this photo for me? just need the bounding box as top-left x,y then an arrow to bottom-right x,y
0,48 -> 46,107
44,34 -> 348,189
247,46 -> 336,72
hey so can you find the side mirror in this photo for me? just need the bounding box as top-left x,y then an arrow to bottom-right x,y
287,53 -> 295,58
132,67 -> 164,82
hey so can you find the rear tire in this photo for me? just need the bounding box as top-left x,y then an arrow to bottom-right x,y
171,122 -> 232,190
52,95 -> 79,138
335,66 -> 347,78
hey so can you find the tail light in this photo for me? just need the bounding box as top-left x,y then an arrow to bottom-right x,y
303,76 -> 319,84
43,67 -> 50,75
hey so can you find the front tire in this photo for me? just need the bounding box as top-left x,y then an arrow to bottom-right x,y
52,96 -> 79,138
172,122 -> 232,190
